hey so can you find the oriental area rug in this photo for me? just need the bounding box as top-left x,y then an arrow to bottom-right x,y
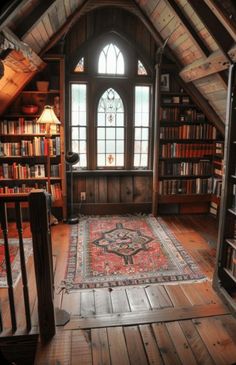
0,238 -> 32,287
62,215 -> 206,290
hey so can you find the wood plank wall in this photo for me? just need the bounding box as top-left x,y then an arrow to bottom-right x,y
72,174 -> 153,214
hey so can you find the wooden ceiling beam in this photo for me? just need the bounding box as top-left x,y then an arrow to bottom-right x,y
179,49 -> 232,83
188,0 -> 234,56
166,0 -> 210,57
15,0 -> 56,38
0,0 -> 29,30
133,1 -> 224,134
204,0 -> 236,41
40,0 -> 89,55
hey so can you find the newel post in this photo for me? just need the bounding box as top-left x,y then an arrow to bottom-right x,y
28,190 -> 56,342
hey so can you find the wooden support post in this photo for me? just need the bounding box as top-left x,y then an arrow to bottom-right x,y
152,52 -> 162,216
15,202 -> 31,333
0,203 -> 17,333
28,190 -> 55,342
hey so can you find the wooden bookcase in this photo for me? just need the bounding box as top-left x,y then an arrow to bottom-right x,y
158,73 -> 219,214
0,55 -> 66,219
214,64 -> 236,312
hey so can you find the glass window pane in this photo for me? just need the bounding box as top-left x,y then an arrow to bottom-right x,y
142,141 -> 148,153
141,154 -> 148,166
116,141 -> 124,153
116,154 -> 124,166
106,128 -> 115,139
134,154 -> 140,167
135,128 -> 141,140
97,113 -> 105,126
116,113 -> 124,126
97,154 -> 105,166
106,141 -> 115,153
80,140 -> 87,154
97,140 -> 105,153
79,154 -> 87,168
74,57 -> 84,73
134,141 -> 141,153
72,127 -> 79,139
72,140 -> 79,152
116,128 -> 124,139
80,127 -> 86,140
106,154 -> 115,166
137,60 -> 147,75
98,43 -> 124,75
142,128 -> 149,140
97,128 -> 105,139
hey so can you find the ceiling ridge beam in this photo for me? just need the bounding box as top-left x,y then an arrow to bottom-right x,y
0,0 -> 29,30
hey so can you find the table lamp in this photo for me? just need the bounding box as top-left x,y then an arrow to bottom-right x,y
37,105 -> 61,194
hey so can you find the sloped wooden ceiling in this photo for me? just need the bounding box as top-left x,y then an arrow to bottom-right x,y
1,0 -> 236,133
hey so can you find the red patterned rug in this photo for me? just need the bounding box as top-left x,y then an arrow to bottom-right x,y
0,238 -> 32,287
62,215 -> 205,290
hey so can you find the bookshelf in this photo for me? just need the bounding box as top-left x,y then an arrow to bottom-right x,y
158,77 -> 219,214
214,64 -> 236,312
210,141 -> 224,217
0,56 -> 66,219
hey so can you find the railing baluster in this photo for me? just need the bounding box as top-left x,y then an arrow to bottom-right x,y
0,202 -> 17,333
15,202 -> 31,332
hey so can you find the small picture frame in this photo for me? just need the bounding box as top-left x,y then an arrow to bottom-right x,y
160,73 -> 170,91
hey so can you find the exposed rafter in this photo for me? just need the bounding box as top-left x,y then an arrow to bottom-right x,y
166,0 -> 210,57
188,0 -> 234,58
15,0 -> 55,38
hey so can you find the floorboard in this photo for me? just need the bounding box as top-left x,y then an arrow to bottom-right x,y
3,214 -> 236,365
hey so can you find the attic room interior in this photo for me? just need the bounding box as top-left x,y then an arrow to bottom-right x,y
1,0 -> 236,364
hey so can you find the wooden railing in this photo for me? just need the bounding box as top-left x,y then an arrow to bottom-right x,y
0,191 -> 55,342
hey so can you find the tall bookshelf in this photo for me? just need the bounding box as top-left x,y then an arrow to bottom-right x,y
0,55 -> 66,219
214,64 -> 236,312
158,73 -> 219,214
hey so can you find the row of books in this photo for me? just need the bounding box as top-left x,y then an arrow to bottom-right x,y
158,178 -> 212,195
0,118 -> 59,135
0,183 -> 62,201
0,137 -> 61,157
162,95 -> 190,104
159,160 -> 212,177
216,141 -> 224,156
213,159 -> 224,177
212,177 -> 222,197
225,243 -> 236,278
0,163 -> 61,179
160,107 -> 206,122
159,124 -> 217,140
209,201 -> 219,216
160,143 -> 215,158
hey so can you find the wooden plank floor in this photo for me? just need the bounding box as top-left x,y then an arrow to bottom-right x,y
2,215 -> 236,364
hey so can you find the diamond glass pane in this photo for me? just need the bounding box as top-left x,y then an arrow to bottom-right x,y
137,60 -> 147,75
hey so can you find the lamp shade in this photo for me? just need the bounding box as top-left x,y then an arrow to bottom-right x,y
37,105 -> 61,124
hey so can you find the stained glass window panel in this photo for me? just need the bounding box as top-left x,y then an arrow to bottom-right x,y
137,60 -> 147,75
97,88 -> 125,168
98,44 -> 124,75
74,57 -> 84,72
